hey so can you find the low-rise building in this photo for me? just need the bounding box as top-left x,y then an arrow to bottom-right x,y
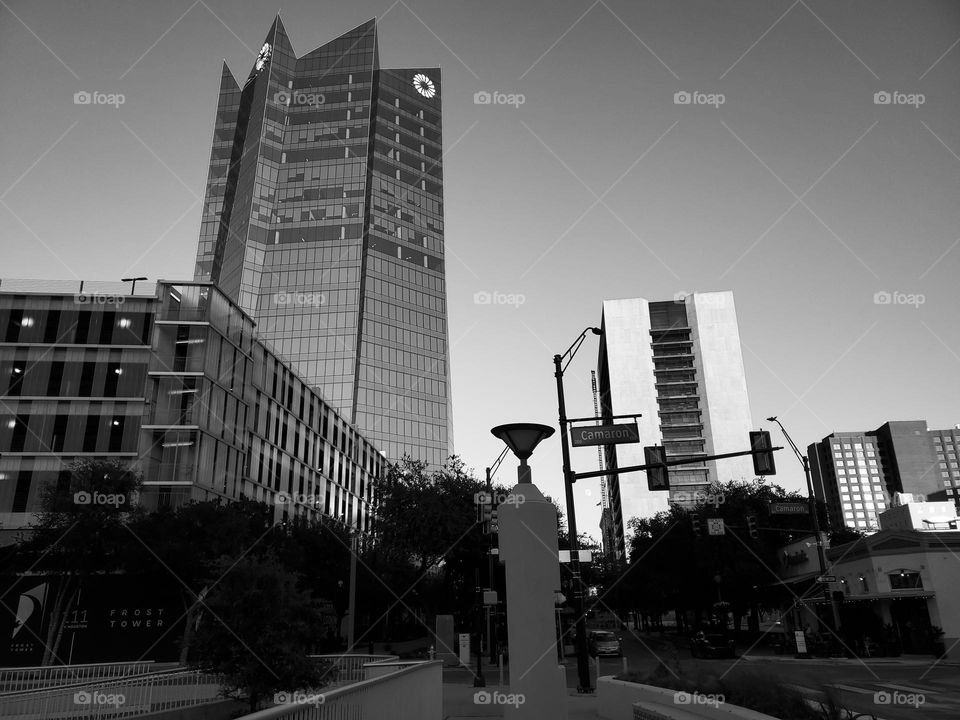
0,279 -> 385,543
772,528 -> 960,657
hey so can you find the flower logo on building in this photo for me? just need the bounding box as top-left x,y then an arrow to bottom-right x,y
413,73 -> 436,98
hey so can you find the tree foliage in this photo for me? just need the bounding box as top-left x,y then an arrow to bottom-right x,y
619,479 -> 827,633
13,458 -> 142,665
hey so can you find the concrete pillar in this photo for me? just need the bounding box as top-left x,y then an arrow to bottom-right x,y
498,479 -> 568,720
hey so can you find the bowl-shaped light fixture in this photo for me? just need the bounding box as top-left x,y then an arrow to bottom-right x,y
491,423 -> 555,461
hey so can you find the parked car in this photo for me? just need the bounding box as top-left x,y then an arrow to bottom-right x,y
588,630 -> 623,657
690,632 -> 735,659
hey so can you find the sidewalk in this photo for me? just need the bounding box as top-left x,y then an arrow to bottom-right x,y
442,675 -> 598,719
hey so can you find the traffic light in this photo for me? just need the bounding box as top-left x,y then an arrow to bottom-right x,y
691,515 -> 702,538
750,431 -> 776,476
645,445 -> 669,490
746,514 -> 759,540
489,509 -> 499,534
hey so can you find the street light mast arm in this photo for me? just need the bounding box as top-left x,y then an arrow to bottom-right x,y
768,417 -> 805,466
557,327 -> 602,375
486,446 -> 510,484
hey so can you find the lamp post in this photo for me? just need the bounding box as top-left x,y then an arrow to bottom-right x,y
554,326 -> 602,694
121,276 -> 147,294
490,422 -> 565,720
767,417 -> 841,634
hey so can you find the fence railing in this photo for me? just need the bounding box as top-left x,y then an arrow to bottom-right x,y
0,667 -> 223,719
0,661 -> 158,694
306,654 -> 399,688
238,660 -> 441,720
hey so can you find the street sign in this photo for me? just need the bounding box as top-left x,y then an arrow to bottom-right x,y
707,518 -> 725,536
570,423 -> 640,447
816,575 -> 836,583
769,502 -> 810,515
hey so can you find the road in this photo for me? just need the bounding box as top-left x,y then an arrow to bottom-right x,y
564,631 -> 960,719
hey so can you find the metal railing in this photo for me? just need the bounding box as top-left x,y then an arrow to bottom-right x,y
306,654 -> 399,688
0,661 -> 157,694
0,667 -> 223,719
238,660 -> 441,720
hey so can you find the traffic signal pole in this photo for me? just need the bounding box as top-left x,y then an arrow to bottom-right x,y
554,351 -> 593,694
569,446 -> 783,483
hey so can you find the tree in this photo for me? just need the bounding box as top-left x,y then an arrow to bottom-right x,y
189,551 -> 326,712
365,455 -> 490,639
125,499 -> 273,663
622,479 -> 823,634
14,458 -> 142,665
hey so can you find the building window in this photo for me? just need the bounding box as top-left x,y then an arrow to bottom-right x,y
889,572 -> 922,590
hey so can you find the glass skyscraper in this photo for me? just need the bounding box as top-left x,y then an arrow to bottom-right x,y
194,16 -> 451,466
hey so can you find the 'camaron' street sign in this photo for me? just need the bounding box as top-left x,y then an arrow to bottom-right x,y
570,423 -> 639,447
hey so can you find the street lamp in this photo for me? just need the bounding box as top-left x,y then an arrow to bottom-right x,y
554,326 -> 602,694
121,276 -> 147,294
766,416 -> 841,634
491,423 -> 555,483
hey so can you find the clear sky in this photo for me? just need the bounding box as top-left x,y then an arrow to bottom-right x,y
2,0 -> 959,540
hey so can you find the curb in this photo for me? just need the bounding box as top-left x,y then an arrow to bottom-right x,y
740,654 -> 960,667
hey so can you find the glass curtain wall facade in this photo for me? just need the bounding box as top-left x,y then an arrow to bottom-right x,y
194,16 -> 450,467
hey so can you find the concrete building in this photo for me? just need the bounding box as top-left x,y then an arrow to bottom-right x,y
809,420 -> 960,534
878,494 -> 959,531
808,431 -> 889,533
0,279 -> 384,543
194,16 -> 451,467
596,292 -> 754,557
